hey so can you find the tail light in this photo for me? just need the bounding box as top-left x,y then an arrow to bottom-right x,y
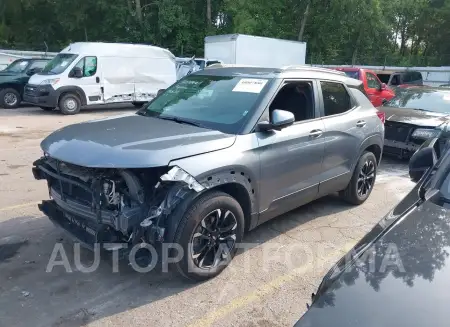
376,110 -> 385,124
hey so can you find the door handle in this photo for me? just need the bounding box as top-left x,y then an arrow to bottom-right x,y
309,129 -> 323,138
96,76 -> 100,83
356,120 -> 366,127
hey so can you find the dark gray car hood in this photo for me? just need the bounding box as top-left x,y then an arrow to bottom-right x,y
41,114 -> 236,168
295,198 -> 450,327
380,106 -> 450,127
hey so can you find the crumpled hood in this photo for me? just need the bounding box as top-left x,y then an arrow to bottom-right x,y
41,114 -> 236,168
380,106 -> 450,127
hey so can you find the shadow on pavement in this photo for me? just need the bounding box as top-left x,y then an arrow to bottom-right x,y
0,193 -> 354,327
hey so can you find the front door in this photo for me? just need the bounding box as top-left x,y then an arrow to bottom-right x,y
71,56 -> 102,104
365,72 -> 383,106
257,80 -> 325,224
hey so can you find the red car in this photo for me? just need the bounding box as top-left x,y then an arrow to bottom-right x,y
334,67 -> 395,107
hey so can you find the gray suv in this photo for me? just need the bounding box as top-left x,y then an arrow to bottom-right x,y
32,65 -> 384,280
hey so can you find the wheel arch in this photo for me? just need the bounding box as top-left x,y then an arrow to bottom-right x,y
164,171 -> 257,244
0,83 -> 22,95
56,86 -> 87,106
354,134 -> 383,170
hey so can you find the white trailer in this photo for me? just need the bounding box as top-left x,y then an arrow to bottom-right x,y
204,34 -> 306,68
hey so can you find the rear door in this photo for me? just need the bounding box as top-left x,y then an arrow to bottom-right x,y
70,56 -> 102,104
318,81 -> 364,196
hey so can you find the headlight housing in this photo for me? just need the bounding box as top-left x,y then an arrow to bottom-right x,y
411,128 -> 440,140
40,78 -> 60,86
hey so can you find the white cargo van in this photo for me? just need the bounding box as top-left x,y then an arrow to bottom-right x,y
204,34 -> 307,67
24,42 -> 177,114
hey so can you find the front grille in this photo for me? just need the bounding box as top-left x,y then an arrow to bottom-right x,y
24,84 -> 39,96
24,84 -> 50,96
37,158 -> 95,207
51,177 -> 93,206
384,121 -> 413,142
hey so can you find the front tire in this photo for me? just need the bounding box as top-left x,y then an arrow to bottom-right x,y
173,191 -> 244,281
0,88 -> 21,109
59,93 -> 81,115
341,151 -> 377,205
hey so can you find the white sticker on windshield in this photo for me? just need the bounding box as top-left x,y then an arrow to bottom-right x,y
61,61 -> 69,67
19,61 -> 28,67
232,79 -> 268,93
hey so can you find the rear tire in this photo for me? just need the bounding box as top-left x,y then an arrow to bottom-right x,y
172,191 -> 244,281
59,93 -> 81,115
341,151 -> 377,205
0,88 -> 21,109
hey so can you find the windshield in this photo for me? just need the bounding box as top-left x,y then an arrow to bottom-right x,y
385,88 -> 450,114
341,71 -> 359,79
4,59 -> 30,73
41,53 -> 78,75
139,74 -> 269,134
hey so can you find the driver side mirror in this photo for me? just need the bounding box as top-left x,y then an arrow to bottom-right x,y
409,147 -> 436,182
70,67 -> 83,78
257,109 -> 295,132
157,89 -> 166,96
26,67 -> 41,76
379,83 -> 387,91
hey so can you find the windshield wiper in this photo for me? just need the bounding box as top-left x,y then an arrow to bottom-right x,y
157,116 -> 207,128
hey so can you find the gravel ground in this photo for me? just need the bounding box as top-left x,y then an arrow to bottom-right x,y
0,106 -> 414,327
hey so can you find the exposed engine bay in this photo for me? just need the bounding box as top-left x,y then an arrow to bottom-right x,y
32,156 -> 205,253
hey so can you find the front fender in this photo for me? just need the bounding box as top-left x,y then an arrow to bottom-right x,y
168,144 -> 260,213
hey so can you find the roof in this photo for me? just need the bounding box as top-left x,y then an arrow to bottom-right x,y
197,65 -> 361,86
205,34 -> 306,45
60,42 -> 175,59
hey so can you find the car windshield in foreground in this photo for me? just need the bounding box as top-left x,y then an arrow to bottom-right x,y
342,71 -> 360,80
4,59 -> 30,73
138,74 -> 270,134
41,53 -> 78,75
385,88 -> 450,114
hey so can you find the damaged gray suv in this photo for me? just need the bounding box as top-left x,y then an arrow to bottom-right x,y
33,66 -> 384,280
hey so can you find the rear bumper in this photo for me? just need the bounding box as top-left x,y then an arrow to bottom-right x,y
23,84 -> 58,107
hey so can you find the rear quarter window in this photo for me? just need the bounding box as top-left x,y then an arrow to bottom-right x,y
348,87 -> 374,108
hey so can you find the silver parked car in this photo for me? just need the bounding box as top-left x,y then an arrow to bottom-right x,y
32,65 -> 385,280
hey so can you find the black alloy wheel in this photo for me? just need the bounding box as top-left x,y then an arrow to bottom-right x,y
190,208 -> 238,269
357,159 -> 375,197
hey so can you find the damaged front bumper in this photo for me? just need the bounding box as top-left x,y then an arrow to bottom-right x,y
383,138 -> 422,159
33,157 -> 205,254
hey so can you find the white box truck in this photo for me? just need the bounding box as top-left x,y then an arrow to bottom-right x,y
24,42 -> 177,114
204,34 -> 306,67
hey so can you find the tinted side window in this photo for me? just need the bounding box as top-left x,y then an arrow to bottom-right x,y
269,81 -> 315,121
321,82 -> 352,116
402,73 -> 412,83
73,56 -> 97,77
413,72 -> 422,80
